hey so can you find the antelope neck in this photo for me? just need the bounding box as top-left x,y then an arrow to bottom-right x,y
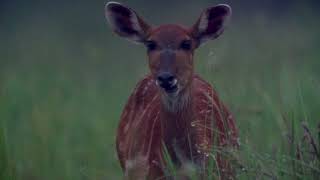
159,83 -> 194,149
159,79 -> 193,114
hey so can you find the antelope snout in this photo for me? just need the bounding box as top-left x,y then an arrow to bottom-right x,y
156,72 -> 178,93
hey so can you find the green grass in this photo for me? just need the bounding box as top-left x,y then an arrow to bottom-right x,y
160,74 -> 320,179
1,1 -> 320,179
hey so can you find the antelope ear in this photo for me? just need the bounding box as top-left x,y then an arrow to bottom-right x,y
105,2 -> 151,43
191,4 -> 231,47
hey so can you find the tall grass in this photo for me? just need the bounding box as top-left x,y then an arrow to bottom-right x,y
1,1 -> 320,179
160,77 -> 320,179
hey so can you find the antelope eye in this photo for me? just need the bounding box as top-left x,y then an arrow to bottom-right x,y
146,40 -> 157,51
180,40 -> 192,50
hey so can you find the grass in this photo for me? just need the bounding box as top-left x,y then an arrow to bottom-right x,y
1,1 -> 320,179
160,75 -> 320,179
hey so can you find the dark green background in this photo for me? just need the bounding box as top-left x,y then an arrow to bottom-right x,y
1,0 -> 320,179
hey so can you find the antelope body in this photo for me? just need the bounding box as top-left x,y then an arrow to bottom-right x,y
105,2 -> 239,179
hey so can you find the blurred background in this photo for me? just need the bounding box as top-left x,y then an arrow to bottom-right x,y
1,0 -> 320,179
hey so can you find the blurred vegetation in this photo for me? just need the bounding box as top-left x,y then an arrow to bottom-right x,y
1,0 -> 320,179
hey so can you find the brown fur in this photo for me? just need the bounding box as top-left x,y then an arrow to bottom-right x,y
105,2 -> 238,179
117,75 -> 238,179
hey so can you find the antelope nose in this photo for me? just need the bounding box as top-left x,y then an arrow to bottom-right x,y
156,72 -> 178,92
157,72 -> 175,85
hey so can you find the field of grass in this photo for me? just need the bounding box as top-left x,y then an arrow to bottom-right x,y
1,0 -> 320,179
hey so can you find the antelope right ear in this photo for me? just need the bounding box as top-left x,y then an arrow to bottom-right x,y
190,4 -> 232,47
105,2 -> 151,43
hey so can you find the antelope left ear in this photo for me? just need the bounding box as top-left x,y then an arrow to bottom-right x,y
105,2 -> 151,43
190,4 -> 231,47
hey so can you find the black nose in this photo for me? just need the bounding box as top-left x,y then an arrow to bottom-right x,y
156,72 -> 177,92
157,72 -> 174,83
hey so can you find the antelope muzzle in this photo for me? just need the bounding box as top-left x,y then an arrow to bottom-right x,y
156,72 -> 178,94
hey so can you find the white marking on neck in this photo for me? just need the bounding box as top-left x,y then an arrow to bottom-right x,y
161,88 -> 190,112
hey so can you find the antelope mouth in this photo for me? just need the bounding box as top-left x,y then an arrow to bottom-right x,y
164,84 -> 178,94
156,79 -> 179,94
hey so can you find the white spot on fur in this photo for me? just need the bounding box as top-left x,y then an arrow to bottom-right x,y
172,79 -> 177,86
125,156 -> 150,178
118,141 -> 126,152
123,121 -> 130,133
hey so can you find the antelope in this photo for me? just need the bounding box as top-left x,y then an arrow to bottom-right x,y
105,2 -> 239,179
